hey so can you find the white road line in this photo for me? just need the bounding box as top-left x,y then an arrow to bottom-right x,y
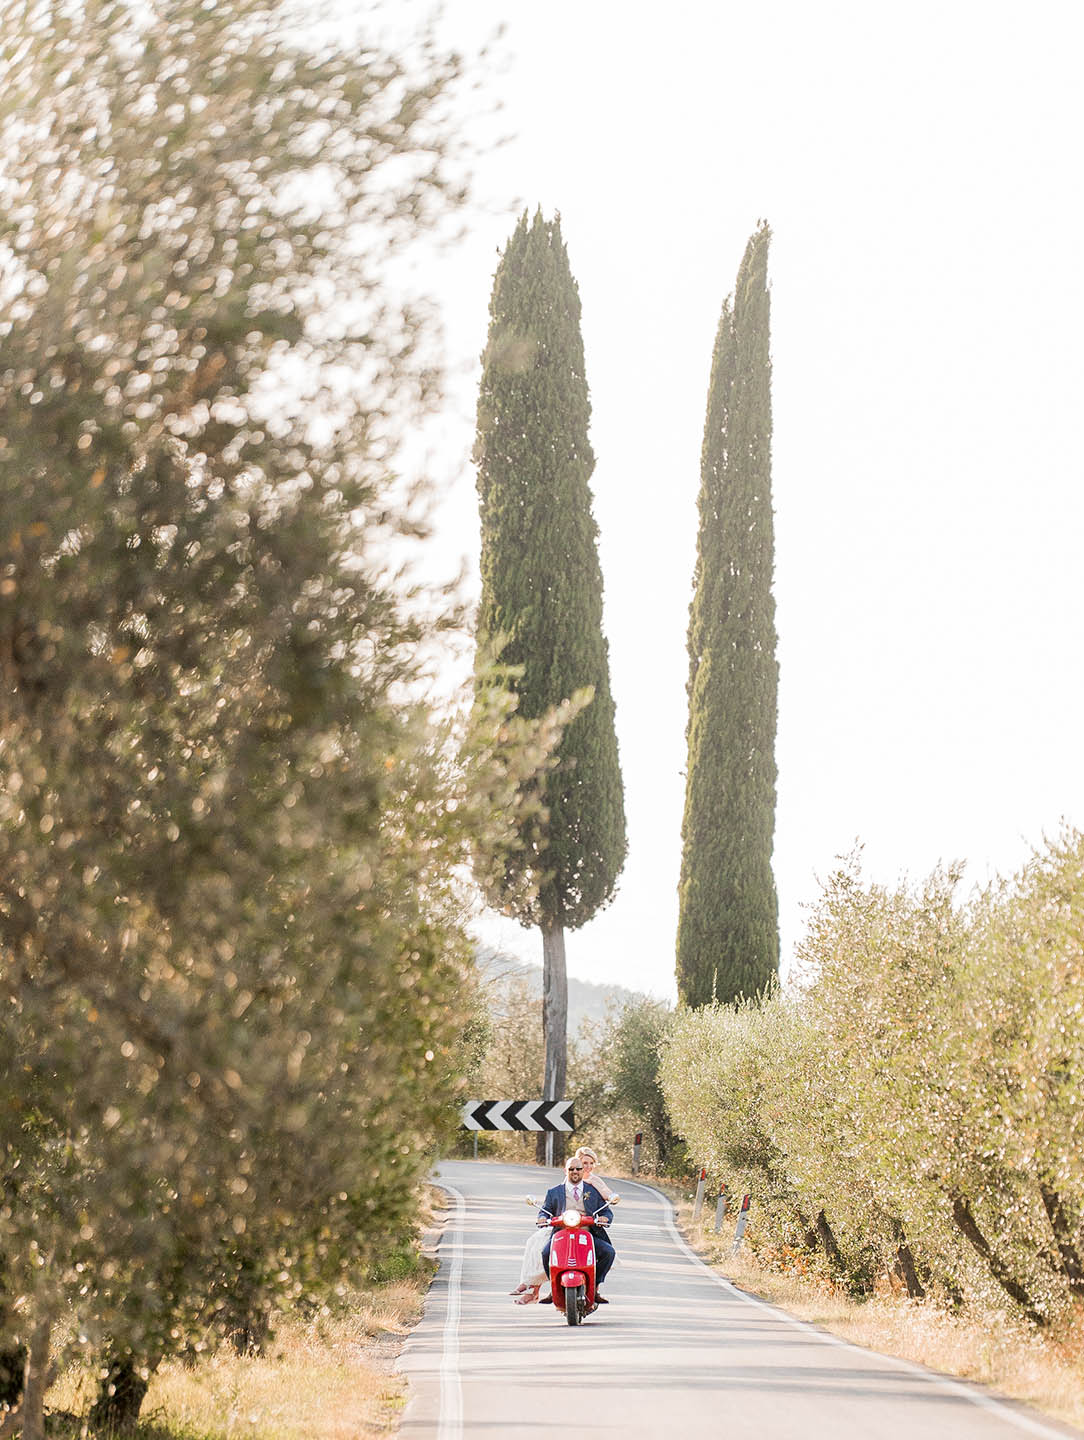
433,1181 -> 465,1440
628,1179 -> 1074,1440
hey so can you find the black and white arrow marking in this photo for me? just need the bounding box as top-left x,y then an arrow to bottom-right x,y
459,1099 -> 574,1132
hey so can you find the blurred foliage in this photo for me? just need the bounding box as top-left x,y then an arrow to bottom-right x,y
363,1242 -> 427,1289
448,967 -> 547,1164
584,995 -> 681,1175
456,975 -> 686,1178
0,0 -> 564,1431
661,830 -> 1084,1325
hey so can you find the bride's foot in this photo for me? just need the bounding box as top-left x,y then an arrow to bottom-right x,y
513,1286 -> 540,1305
509,1283 -> 530,1295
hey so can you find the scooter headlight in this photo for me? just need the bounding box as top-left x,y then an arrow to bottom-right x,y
561,1208 -> 583,1227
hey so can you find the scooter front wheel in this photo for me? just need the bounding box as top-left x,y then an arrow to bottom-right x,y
565,1283 -> 585,1325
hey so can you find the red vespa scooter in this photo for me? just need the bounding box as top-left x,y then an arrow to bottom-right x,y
526,1193 -> 620,1326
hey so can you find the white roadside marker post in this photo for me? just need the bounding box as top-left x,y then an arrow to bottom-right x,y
730,1193 -> 752,1254
692,1167 -> 707,1223
714,1182 -> 728,1233
632,1131 -> 643,1175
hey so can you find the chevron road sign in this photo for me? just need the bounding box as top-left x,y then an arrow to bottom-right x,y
459,1099 -> 574,1133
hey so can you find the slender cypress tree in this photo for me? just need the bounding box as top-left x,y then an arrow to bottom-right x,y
676,222 -> 779,1007
474,210 -> 626,1145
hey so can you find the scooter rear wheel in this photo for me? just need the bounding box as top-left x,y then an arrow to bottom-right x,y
565,1284 -> 585,1325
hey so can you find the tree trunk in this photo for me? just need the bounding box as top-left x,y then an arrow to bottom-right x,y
228,1306 -> 271,1356
796,1210 -> 819,1252
221,1253 -> 271,1356
1039,1184 -> 1084,1296
951,1195 -> 1047,1326
890,1221 -> 926,1300
652,1116 -> 672,1171
815,1210 -> 844,1273
535,921 -> 568,1167
89,1353 -> 153,1432
18,1316 -> 51,1440
894,1241 -> 926,1299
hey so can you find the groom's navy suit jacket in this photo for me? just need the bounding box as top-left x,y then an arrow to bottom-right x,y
538,1182 -> 613,1229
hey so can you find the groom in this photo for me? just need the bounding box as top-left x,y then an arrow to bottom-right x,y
537,1155 -> 616,1299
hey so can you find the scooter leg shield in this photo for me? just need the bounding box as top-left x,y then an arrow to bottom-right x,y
551,1232 -> 596,1311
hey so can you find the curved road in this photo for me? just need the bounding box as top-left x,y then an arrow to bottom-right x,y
398,1159 -> 1080,1440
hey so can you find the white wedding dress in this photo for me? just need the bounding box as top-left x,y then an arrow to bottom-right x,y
519,1226 -> 549,1287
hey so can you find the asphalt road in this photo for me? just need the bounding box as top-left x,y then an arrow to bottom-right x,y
397,1159 -> 1081,1440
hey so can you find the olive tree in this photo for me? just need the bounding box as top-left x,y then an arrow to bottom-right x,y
0,2 -> 556,1433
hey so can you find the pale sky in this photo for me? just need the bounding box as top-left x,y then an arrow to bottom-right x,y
409,1 -> 1084,1002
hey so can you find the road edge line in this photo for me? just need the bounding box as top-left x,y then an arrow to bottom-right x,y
623,1178 -> 1077,1440
431,1180 -> 465,1440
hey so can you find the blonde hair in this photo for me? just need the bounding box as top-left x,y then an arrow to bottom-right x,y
576,1147 -> 599,1164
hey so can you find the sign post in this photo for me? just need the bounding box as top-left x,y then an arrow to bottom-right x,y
632,1131 -> 643,1175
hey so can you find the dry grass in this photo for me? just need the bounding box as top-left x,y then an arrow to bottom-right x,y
45,1270 -> 432,1440
143,1285 -> 422,1440
677,1200 -> 1084,1431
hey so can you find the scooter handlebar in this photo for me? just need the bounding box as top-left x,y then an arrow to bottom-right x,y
524,1196 -> 615,1226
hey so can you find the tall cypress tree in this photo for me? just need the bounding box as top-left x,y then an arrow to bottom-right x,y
474,211 -> 626,1145
676,222 -> 779,1007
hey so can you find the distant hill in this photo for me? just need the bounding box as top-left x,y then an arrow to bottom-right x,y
474,944 -> 647,1035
